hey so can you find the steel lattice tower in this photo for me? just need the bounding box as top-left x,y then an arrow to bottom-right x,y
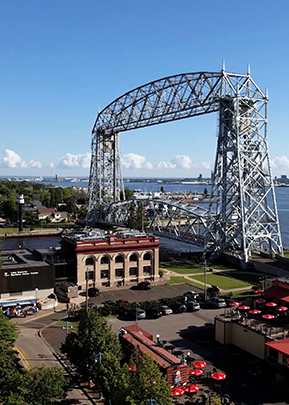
205,68 -> 283,262
86,65 -> 283,261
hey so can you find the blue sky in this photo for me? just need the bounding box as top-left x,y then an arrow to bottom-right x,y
1,0 -> 289,178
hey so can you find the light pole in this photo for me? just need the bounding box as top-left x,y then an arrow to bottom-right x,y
62,321 -> 73,336
17,194 -> 25,232
35,288 -> 38,303
204,259 -> 207,301
94,353 -> 103,399
86,269 -> 89,313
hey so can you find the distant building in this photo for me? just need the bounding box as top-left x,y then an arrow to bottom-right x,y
60,228 -> 160,289
197,174 -> 203,182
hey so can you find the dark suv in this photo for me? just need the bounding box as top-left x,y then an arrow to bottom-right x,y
88,287 -> 100,297
138,281 -> 151,290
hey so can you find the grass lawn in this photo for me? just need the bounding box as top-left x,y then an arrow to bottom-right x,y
161,266 -> 204,274
166,277 -> 203,289
56,320 -> 79,332
190,273 -> 252,290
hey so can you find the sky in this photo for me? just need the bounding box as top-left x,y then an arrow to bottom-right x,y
1,0 -> 289,179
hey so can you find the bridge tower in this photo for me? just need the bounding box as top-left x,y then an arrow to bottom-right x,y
87,129 -> 124,222
205,66 -> 283,262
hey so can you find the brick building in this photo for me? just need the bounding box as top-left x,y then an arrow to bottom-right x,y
60,228 -> 160,289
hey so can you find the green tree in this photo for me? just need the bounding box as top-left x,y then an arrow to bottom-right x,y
124,188 -> 134,200
23,211 -> 40,226
5,365 -> 65,405
204,187 -> 208,196
128,350 -> 171,405
61,309 -> 122,379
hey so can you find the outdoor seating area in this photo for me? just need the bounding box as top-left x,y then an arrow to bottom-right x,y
223,294 -> 289,339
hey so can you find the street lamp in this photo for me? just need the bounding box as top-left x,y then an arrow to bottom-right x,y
35,288 -> 38,303
62,321 -> 73,336
94,353 -> 103,399
156,334 -> 160,344
17,194 -> 25,232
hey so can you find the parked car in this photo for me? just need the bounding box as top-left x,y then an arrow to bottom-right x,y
186,301 -> 200,311
206,296 -> 226,308
207,285 -> 220,296
158,305 -> 173,315
88,287 -> 100,297
138,281 -> 151,290
117,299 -> 129,304
172,302 -> 187,313
183,291 -> 199,301
129,308 -> 146,319
102,300 -> 117,305
147,307 -> 163,319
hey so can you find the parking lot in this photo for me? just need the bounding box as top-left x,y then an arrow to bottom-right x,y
87,282 -> 204,306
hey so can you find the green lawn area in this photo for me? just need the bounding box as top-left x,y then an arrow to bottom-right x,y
161,266 -> 204,274
166,277 -> 203,288
190,274 -> 252,290
56,320 -> 79,332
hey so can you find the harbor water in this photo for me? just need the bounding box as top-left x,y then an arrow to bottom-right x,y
2,181 -> 289,250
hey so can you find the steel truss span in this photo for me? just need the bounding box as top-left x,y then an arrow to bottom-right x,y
87,66 -> 283,262
105,199 -> 211,244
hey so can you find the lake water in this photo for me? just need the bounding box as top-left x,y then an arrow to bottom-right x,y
3,181 -> 289,249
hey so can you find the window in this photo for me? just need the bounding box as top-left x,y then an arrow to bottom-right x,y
101,270 -> 109,279
129,267 -> 137,276
115,268 -> 124,277
101,256 -> 109,264
86,270 -> 94,280
129,254 -> 137,262
85,257 -> 94,266
144,252 -> 151,261
115,255 -> 124,263
143,266 -> 151,274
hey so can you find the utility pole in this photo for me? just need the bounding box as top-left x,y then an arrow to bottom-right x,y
86,270 -> 89,313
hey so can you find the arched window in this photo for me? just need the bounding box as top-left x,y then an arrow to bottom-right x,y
85,257 -> 94,266
101,256 -> 109,264
129,253 -> 137,262
115,255 -> 124,263
144,252 -> 151,261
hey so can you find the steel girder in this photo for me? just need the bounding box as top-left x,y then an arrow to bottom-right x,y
104,198 -> 210,243
87,67 -> 283,262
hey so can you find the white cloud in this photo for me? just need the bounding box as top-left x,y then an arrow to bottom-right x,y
2,150 -> 23,168
58,153 -> 91,169
145,161 -> 154,169
28,160 -> 42,168
201,161 -> 212,170
49,162 -> 54,168
172,155 -> 192,169
156,161 -> 176,169
121,153 -> 146,169
271,156 -> 289,170
1,150 -> 41,169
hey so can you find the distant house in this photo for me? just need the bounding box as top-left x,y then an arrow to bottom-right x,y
37,208 -> 67,222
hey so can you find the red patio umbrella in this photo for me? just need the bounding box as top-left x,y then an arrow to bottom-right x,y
189,369 -> 204,376
266,302 -> 277,307
211,372 -> 226,380
185,384 -> 200,393
255,298 -> 266,304
229,302 -> 241,306
276,306 -> 288,312
238,305 -> 250,310
248,309 -> 261,315
191,361 -> 207,368
262,314 -> 275,320
253,289 -> 264,293
170,387 -> 185,396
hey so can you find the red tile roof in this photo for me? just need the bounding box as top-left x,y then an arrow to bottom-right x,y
265,338 -> 289,356
264,286 -> 289,303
